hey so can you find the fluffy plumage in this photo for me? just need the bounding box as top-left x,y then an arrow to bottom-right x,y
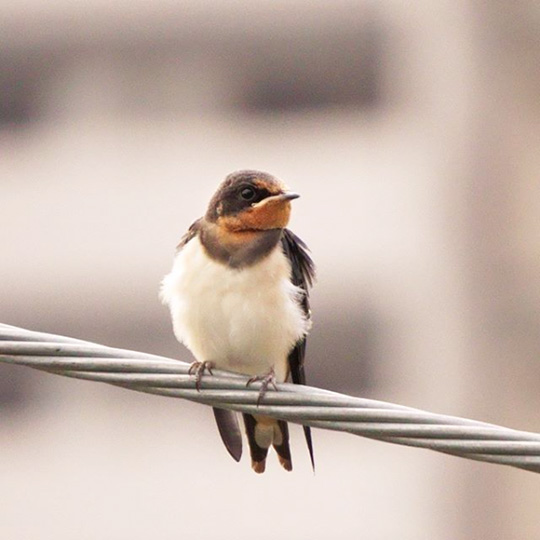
161,234 -> 310,380
160,170 -> 315,472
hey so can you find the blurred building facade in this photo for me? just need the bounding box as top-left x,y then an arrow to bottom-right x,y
2,2 -> 540,539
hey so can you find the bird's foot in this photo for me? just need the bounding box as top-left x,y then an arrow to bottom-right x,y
188,360 -> 215,391
246,368 -> 277,406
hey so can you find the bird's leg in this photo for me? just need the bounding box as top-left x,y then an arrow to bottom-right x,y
246,367 -> 278,406
188,360 -> 215,391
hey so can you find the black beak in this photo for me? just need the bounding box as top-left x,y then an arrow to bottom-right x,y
280,192 -> 300,201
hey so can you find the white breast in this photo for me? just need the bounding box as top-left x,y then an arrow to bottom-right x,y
160,236 -> 310,381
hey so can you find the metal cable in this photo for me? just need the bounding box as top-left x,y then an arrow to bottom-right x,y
1,322 -> 539,473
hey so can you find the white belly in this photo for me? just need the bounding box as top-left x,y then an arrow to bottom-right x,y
160,236 -> 310,381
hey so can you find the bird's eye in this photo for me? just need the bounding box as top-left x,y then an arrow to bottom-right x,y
240,187 -> 256,201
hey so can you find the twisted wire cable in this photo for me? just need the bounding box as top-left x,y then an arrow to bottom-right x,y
1,322 -> 540,474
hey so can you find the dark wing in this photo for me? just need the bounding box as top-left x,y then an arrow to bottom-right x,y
176,219 -> 202,251
176,219 -> 244,462
281,228 -> 316,471
213,407 -> 242,462
281,228 -> 316,384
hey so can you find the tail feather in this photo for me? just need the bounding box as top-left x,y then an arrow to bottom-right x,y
273,420 -> 292,471
303,425 -> 315,472
243,413 -> 292,473
243,413 -> 269,473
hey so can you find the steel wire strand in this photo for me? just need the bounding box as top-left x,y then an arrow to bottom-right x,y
1,323 -> 539,473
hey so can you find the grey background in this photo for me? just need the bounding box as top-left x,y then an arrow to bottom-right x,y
2,1 -> 540,539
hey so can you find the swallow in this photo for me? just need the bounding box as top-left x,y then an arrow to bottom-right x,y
160,170 -> 315,473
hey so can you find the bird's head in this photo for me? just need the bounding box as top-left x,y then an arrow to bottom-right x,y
205,170 -> 299,232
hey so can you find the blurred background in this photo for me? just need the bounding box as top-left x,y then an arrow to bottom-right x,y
2,0 -> 540,538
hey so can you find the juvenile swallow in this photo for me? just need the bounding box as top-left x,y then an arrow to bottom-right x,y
160,170 -> 315,473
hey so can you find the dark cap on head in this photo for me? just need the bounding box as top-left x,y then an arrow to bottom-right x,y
205,170 -> 288,222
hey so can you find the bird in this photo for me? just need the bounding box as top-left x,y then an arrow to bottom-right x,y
160,170 -> 315,473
